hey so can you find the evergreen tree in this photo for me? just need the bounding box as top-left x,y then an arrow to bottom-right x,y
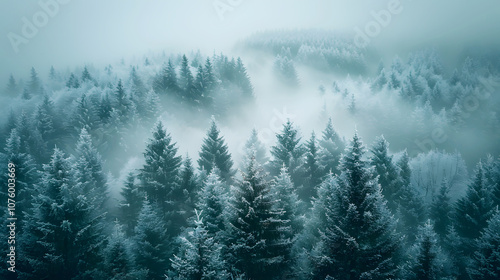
454,162 -> 493,243
73,128 -> 109,210
153,60 -> 179,94
178,155 -> 198,227
235,57 -> 253,97
243,128 -> 268,166
21,148 -> 106,279
115,79 -> 131,120
310,134 -> 401,280
16,111 -> 47,162
202,57 -> 217,106
225,157 -> 291,279
66,73 -> 80,88
28,67 -> 41,94
133,199 -> 169,280
430,179 -> 453,237
468,210 -> 500,279
180,55 -> 196,102
318,118 -> 344,175
272,166 -> 302,235
197,119 -> 235,182
120,172 -> 143,236
140,121 -> 182,223
103,221 -> 147,280
170,210 -> 229,280
5,74 -> 18,97
405,220 -> 446,280
370,136 -> 400,209
81,66 -> 93,82
302,132 -> 324,202
269,120 -> 306,188
34,95 -> 57,147
196,168 -> 227,241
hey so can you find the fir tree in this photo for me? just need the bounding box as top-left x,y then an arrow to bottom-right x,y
73,128 -> 109,210
370,136 -> 400,209
197,119 -> 235,182
243,128 -> 268,166
310,134 -> 401,280
225,157 -> 291,279
177,155 -> 199,228
170,210 -> 229,280
140,121 -> 182,223
153,60 -> 179,94
235,57 -> 253,97
103,221 -> 147,280
318,118 -> 344,175
468,210 -> 500,279
28,67 -> 41,94
133,199 -> 169,280
66,73 -> 80,88
430,179 -> 453,237
120,172 -> 144,236
196,168 -> 227,241
405,220 -> 446,280
21,148 -> 106,279
180,54 -> 196,102
269,120 -> 306,188
302,132 -> 324,202
5,74 -> 18,97
81,66 -> 93,82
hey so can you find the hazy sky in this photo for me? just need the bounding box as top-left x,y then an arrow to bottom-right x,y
1,0 -> 499,81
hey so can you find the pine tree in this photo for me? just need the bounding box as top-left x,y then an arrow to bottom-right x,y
120,172 -> 144,236
468,210 -> 500,279
66,73 -> 80,88
318,118 -> 344,175
73,127 -> 109,210
153,60 -> 179,95
34,95 -> 57,147
180,54 -> 196,102
21,148 -> 106,279
115,79 -> 131,120
196,168 -> 227,241
140,121 -> 182,222
133,199 -> 169,280
5,74 -> 18,97
28,67 -> 41,94
405,220 -> 446,280
202,57 -> 217,106
225,157 -> 291,279
269,120 -> 306,188
310,134 -> 401,280
272,166 -> 302,235
243,128 -> 268,166
103,221 -> 147,280
235,57 -> 253,97
430,179 -> 453,237
370,136 -> 400,209
16,111 -> 47,162
454,162 -> 493,243
177,155 -> 198,228
197,119 -> 235,182
302,132 -> 324,202
170,210 -> 229,280
81,66 -> 93,82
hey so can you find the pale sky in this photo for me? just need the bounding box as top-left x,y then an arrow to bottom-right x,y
1,0 -> 499,81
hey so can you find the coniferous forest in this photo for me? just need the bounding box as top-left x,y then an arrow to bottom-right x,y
2,2 -> 500,280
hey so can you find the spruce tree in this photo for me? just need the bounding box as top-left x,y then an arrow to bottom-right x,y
405,220 -> 446,280
133,199 -> 169,280
235,57 -> 253,97
369,135 -> 399,209
243,128 -> 268,166
197,119 -> 235,182
120,172 -> 143,236
6,74 -> 18,97
430,179 -> 453,237
73,127 -> 108,210
468,210 -> 500,279
225,157 -> 291,279
81,66 -> 93,82
180,54 -> 196,102
21,148 -> 106,279
310,134 -> 401,280
269,120 -> 306,188
302,132 -> 324,202
318,118 -> 344,175
196,168 -> 227,241
454,162 -> 493,243
170,210 -> 229,280
140,121 -> 182,222
28,67 -> 41,94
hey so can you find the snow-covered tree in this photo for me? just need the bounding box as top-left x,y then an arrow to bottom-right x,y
318,118 -> 344,175
120,172 -> 144,236
302,132 -> 324,202
197,119 -> 235,182
310,134 -> 401,280
369,135 -> 399,209
468,210 -> 500,279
